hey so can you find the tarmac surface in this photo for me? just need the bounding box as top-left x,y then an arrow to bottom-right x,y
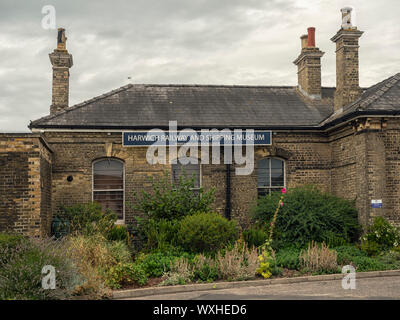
125,275 -> 400,300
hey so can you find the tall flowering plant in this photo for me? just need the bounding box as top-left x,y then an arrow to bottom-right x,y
256,188 -> 286,278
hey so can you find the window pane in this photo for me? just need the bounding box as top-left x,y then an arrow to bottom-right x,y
271,158 -> 284,186
94,159 -> 123,190
257,158 -> 270,187
93,191 -> 123,220
172,161 -> 200,188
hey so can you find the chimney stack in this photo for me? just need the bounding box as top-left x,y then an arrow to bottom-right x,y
49,28 -> 73,115
293,27 -> 324,100
331,7 -> 363,112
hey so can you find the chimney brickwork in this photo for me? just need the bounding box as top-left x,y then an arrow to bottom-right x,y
293,27 -> 324,100
331,7 -> 363,112
49,28 -> 73,115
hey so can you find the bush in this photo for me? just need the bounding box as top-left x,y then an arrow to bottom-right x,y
211,242 -> 259,281
360,217 -> 400,256
135,250 -> 193,278
242,227 -> 268,248
160,242 -> 259,285
335,245 -> 392,272
335,245 -> 368,265
107,241 -> 132,264
107,225 -> 129,242
160,257 -> 193,286
0,233 -> 29,264
103,263 -> 147,289
131,171 -> 215,221
65,234 -> 133,296
252,185 -> 361,249
176,212 -> 239,253
138,218 -> 181,252
299,241 -> 339,274
0,235 -> 82,300
274,247 -> 301,270
57,202 -> 117,237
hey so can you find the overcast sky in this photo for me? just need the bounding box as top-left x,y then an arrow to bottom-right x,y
0,0 -> 399,132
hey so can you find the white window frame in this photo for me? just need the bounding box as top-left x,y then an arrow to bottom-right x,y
257,157 -> 286,197
92,158 -> 125,224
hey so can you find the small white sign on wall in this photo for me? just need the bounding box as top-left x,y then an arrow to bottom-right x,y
371,199 -> 382,208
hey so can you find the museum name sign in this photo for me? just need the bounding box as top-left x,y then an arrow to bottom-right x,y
122,130 -> 271,147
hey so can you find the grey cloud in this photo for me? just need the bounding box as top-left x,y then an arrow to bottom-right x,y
0,0 -> 399,132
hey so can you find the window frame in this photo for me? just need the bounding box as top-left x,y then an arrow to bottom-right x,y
171,158 -> 202,192
92,158 -> 125,224
257,157 -> 286,197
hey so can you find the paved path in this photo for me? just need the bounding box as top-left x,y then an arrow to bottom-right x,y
125,275 -> 400,300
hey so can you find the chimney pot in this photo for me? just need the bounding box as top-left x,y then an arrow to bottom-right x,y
300,34 -> 308,49
307,27 -> 316,47
293,28 -> 324,100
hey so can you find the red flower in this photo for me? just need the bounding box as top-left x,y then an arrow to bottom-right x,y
281,188 -> 287,194
280,202 -> 284,207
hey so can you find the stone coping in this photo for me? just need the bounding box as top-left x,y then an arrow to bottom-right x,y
112,269 -> 400,299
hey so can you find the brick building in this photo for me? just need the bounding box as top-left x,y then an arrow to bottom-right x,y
1,8 -> 400,237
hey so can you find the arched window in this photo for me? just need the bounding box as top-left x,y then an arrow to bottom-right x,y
171,159 -> 201,193
257,157 -> 285,197
93,158 -> 124,221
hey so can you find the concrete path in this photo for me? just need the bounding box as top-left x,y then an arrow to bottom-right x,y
124,275 -> 400,300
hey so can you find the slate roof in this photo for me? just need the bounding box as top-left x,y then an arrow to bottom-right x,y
29,85 -> 334,130
29,73 -> 400,130
320,73 -> 400,127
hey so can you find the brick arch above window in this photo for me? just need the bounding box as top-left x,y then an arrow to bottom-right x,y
255,146 -> 292,160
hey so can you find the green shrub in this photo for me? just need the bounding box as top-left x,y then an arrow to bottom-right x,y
135,250 -> 194,278
242,227 -> 268,248
0,236 -> 82,300
160,242 -> 259,285
349,256 -> 387,272
176,212 -> 239,253
0,233 -> 29,264
131,171 -> 215,221
360,240 -> 381,257
376,251 -> 400,269
274,247 -> 301,270
107,225 -> 129,242
252,185 -> 361,249
191,259 -> 220,283
57,202 -> 117,237
334,245 -> 386,271
360,217 -> 400,256
138,218 -> 181,252
103,262 -> 147,289
335,245 -> 368,265
107,241 -> 132,264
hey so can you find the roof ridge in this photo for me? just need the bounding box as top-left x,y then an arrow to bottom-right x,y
357,73 -> 400,111
30,83 -> 133,126
132,83 -> 298,89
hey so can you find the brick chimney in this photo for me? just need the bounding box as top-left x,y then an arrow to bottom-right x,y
293,27 -> 324,100
331,7 -> 363,112
49,28 -> 73,115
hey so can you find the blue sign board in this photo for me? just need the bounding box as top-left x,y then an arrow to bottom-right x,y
371,200 -> 382,208
123,130 -> 271,147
